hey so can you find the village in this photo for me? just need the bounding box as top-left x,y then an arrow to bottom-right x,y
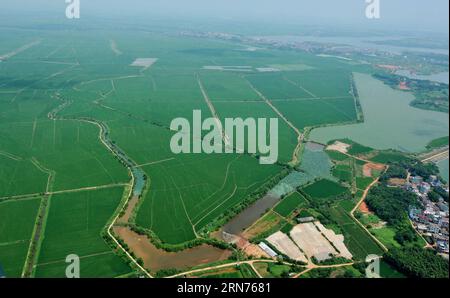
406,174 -> 449,256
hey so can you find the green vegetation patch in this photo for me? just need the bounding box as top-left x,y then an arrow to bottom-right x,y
328,205 -> 384,260
273,98 -> 357,130
274,192 -> 306,217
356,177 -> 374,190
332,164 -> 353,184
326,150 -> 350,162
0,156 -> 48,198
365,186 -> 417,226
426,136 -> 449,149
370,151 -> 410,164
370,227 -> 401,249
385,247 -> 449,278
35,187 -> 131,277
302,179 -> 348,199
0,198 -> 41,277
136,154 -> 282,244
379,260 -> 405,278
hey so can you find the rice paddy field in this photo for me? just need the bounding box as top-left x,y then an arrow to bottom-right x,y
35,187 -> 131,278
274,192 -> 308,217
1,15 -> 445,278
327,205 -> 384,260
0,198 -> 41,277
301,179 -> 348,199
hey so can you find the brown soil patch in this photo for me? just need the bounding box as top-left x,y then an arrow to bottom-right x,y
253,262 -> 271,278
244,244 -> 269,258
117,196 -> 139,224
388,178 -> 407,187
210,230 -> 224,241
326,141 -> 351,154
242,212 -> 282,239
377,64 -> 400,71
363,163 -> 385,177
113,226 -> 232,272
230,234 -> 270,258
330,268 -> 345,278
359,201 -> 373,214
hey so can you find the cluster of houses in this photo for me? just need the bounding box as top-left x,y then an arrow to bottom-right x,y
407,175 -> 449,254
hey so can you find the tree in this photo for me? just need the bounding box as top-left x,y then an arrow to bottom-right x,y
385,247 -> 449,278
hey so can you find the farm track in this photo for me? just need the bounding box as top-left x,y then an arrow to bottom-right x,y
197,75 -> 231,147
167,258 -> 355,278
0,183 -> 128,202
245,79 -> 304,166
22,195 -> 50,277
350,162 -> 389,253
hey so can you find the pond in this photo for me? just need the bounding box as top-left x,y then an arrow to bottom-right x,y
222,142 -> 335,235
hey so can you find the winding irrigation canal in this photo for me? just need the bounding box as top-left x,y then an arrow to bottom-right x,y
48,93 -> 147,197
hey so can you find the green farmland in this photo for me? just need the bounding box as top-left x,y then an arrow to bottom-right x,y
274,192 -> 307,217
328,205 -> 384,260
0,198 -> 41,277
0,26 -> 371,273
1,8 -> 446,279
302,179 -> 348,199
35,188 -> 131,278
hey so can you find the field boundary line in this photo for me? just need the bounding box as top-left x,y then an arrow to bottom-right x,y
49,183 -> 128,195
163,167 -> 198,238
0,239 -> 26,247
271,96 -> 353,101
193,184 -> 238,228
0,150 -> 23,161
77,75 -> 143,88
30,157 -> 55,194
36,251 -> 114,267
0,184 -> 127,201
318,97 -> 356,122
136,157 -> 175,168
282,76 -> 318,98
22,195 -> 51,277
245,78 -> 304,165
0,39 -> 41,61
192,157 -> 238,223
30,117 -> 37,148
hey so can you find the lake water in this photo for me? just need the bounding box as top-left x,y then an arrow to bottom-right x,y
395,70 -> 449,84
258,35 -> 449,56
310,72 -> 449,153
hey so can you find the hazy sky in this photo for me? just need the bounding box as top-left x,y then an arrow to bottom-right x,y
2,0 -> 449,34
